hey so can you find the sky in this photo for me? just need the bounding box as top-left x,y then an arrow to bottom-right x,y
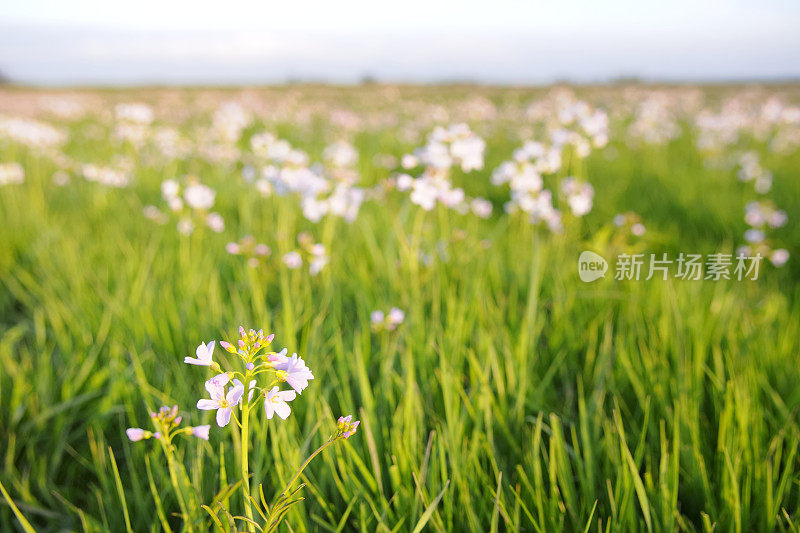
1,0 -> 799,85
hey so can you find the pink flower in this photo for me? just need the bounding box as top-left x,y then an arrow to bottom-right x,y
190,425 -> 211,440
268,347 -> 289,365
232,379 -> 257,402
336,415 -> 360,438
196,374 -> 244,427
273,353 -> 314,393
263,386 -> 296,420
126,428 -> 147,441
184,341 -> 215,366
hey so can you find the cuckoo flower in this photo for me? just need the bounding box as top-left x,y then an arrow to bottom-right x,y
126,405 -> 208,444
184,341 -> 216,366
197,374 -> 244,427
337,415 -> 360,438
190,425 -> 211,440
264,386 -> 297,420
273,353 -> 314,393
233,378 -> 258,402
126,428 -> 149,441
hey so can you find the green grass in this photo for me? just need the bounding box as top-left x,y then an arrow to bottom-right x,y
1,84 -> 800,532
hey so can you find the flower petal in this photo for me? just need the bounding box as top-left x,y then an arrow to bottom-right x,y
216,407 -> 231,427
274,401 -> 291,420
191,425 -> 211,440
227,384 -> 244,405
205,374 -> 230,396
279,390 -> 297,402
197,399 -> 219,410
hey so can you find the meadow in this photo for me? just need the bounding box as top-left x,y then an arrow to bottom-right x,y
1,83 -> 799,532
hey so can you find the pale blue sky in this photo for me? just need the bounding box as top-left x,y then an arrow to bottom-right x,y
1,0 -> 799,85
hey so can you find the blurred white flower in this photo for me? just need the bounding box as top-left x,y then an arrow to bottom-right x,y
0,163 -> 25,185
283,251 -> 303,269
184,182 -> 216,211
770,249 -> 790,267
470,198 -> 493,219
177,218 -> 194,235
206,212 -> 225,233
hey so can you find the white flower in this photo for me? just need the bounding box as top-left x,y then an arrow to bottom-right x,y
232,379 -> 257,402
184,341 -> 216,366
387,308 -> 405,327
161,179 -> 180,198
323,140 -> 358,168
283,251 -> 303,269
206,212 -> 225,233
769,210 -> 788,228
190,425 -> 211,440
184,183 -> 216,210
268,347 -> 289,366
370,310 -> 384,324
771,249 -> 790,267
126,428 -> 147,441
115,103 -> 154,124
197,374 -> 243,427
470,198 -> 493,219
561,177 -> 594,216
744,229 -> 765,244
410,178 -> 438,211
263,386 -> 296,420
401,154 -> 418,169
309,256 -> 329,276
396,173 -> 414,191
0,163 -> 25,185
273,353 -> 314,393
255,178 -> 273,197
177,218 -> 194,235
167,197 -> 184,212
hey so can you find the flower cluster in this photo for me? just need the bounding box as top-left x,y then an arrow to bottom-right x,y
226,235 -> 272,268
0,116 -> 66,150
127,405 -> 210,443
737,151 -> 772,194
492,141 -> 562,231
282,232 -> 329,275
613,212 -> 647,237
396,123 -> 491,214
560,177 -> 594,217
81,161 -> 132,188
403,123 -> 486,172
189,327 -> 314,427
370,307 -> 405,332
126,325 -> 359,531
155,176 -> 225,235
336,415 -> 360,439
0,162 -> 24,186
738,200 -> 789,267
629,95 -> 682,145
114,103 -> 154,148
248,134 -> 367,223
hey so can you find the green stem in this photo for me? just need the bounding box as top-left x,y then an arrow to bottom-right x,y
163,442 -> 195,533
280,438 -> 336,497
240,403 -> 255,532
